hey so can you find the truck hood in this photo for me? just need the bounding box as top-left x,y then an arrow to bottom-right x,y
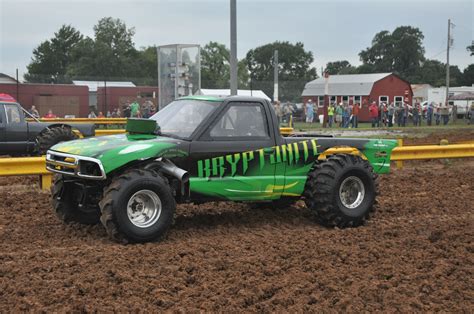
50,134 -> 187,173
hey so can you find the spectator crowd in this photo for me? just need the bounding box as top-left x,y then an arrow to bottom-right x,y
272,99 -> 474,128
29,99 -> 157,120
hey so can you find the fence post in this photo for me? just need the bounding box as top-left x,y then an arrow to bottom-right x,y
396,138 -> 404,169
40,174 -> 53,190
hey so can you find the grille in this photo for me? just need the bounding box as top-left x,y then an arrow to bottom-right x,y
46,151 -> 106,180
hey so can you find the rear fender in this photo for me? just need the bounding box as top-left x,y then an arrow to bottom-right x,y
318,139 -> 398,174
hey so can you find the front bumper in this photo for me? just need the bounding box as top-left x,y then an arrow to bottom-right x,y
46,150 -> 106,180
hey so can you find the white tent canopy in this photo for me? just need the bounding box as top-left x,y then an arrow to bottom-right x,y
197,89 -> 271,101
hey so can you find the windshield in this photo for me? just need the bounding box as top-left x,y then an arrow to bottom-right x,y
149,99 -> 220,138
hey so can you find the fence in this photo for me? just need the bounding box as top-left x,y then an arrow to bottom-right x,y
1,143 -> 473,191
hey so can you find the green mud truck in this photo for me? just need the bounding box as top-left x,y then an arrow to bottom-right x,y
46,96 -> 397,243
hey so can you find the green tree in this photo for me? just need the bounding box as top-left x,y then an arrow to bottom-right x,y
448,65 -> 464,87
467,42 -> 474,56
25,25 -> 83,83
246,41 -> 317,102
325,60 -> 356,75
68,17 -> 141,80
201,41 -> 230,88
201,41 -> 250,89
413,59 -> 445,86
461,64 -> 474,86
136,46 -> 158,85
238,59 -> 250,88
359,26 -> 425,80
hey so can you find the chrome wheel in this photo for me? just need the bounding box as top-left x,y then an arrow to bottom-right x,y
339,176 -> 365,209
127,190 -> 162,228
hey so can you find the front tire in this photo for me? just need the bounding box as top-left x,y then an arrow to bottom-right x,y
99,169 -> 176,243
37,126 -> 77,155
51,175 -> 101,225
304,154 -> 378,228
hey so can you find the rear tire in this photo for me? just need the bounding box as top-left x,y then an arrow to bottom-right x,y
37,126 -> 77,155
51,175 -> 101,225
304,154 -> 378,228
99,169 -> 176,243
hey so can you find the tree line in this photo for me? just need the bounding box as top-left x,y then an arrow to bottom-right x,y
25,18 -> 473,102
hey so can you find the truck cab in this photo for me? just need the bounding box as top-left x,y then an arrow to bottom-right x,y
0,101 -> 35,154
0,96 -> 95,156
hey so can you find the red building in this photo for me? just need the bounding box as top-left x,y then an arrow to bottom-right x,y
97,86 -> 159,114
301,73 -> 413,121
0,82 -> 89,117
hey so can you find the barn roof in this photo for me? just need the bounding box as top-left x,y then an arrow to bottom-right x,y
0,73 -> 18,84
302,73 -> 392,96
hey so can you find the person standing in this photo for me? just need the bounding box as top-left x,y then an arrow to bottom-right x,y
377,102 -> 383,127
304,99 -> 314,124
352,102 -> 360,128
441,103 -> 449,125
274,101 -> 283,124
123,101 -> 131,118
29,105 -> 40,118
388,102 -> 395,127
469,101 -> 474,125
130,100 -> 140,118
369,101 -> 379,128
401,102 -> 409,127
435,103 -> 441,125
88,110 -> 97,118
340,104 -> 348,128
412,103 -> 420,126
427,102 -> 434,126
327,103 -> 335,127
335,103 -> 343,127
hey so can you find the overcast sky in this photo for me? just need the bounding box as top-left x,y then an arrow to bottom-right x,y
0,0 -> 472,80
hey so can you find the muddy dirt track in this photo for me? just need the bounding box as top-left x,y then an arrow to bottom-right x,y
1,157 -> 474,310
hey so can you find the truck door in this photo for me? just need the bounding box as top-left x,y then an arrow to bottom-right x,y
0,104 -> 6,152
188,101 -> 277,201
0,103 -> 29,154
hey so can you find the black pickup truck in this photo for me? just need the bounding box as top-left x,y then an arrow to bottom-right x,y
0,100 -> 95,156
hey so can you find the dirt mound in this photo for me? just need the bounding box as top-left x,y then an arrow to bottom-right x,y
1,160 -> 473,311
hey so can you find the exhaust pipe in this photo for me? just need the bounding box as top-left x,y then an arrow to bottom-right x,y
146,158 -> 189,183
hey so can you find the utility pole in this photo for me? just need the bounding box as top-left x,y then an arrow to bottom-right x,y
273,50 -> 278,102
445,19 -> 453,106
15,68 -> 19,101
230,0 -> 238,95
323,71 -> 329,128
104,79 -> 107,114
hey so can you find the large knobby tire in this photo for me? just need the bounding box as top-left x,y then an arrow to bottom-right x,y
38,126 -> 77,155
304,154 -> 378,228
99,169 -> 176,243
51,175 -> 101,225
